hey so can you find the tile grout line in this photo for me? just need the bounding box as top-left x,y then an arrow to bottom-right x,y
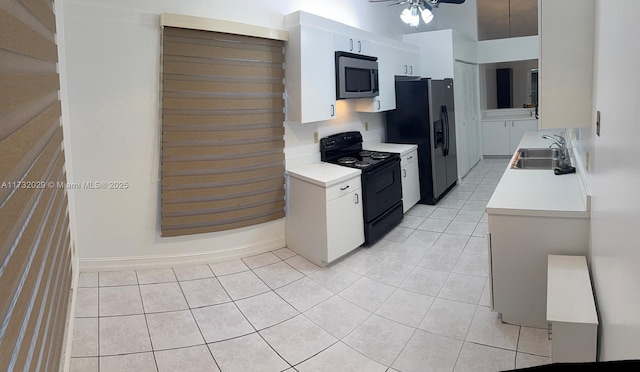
241,254 -> 297,370
133,271 -> 159,372
97,273 -> 100,371
172,267 -> 223,372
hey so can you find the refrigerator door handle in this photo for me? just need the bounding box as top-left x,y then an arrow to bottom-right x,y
442,105 -> 450,156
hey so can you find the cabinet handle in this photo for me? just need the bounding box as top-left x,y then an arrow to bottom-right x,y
402,169 -> 407,177
512,122 -> 514,127
504,122 -> 507,127
409,65 -> 413,75
357,40 -> 362,53
404,65 -> 408,74
350,38 -> 354,51
377,100 -> 381,110
340,185 -> 350,191
330,104 -> 335,117
355,193 -> 359,204
407,156 -> 413,160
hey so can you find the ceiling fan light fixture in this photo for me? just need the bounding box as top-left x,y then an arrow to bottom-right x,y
400,4 -> 420,26
419,4 -> 434,24
398,0 -> 435,27
400,6 -> 414,24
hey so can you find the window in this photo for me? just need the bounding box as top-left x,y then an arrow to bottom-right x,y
160,27 -> 286,237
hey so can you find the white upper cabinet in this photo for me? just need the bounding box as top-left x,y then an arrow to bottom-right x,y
396,48 -> 421,77
538,0 -> 595,129
284,11 -> 422,121
334,33 -> 372,55
285,24 -> 337,123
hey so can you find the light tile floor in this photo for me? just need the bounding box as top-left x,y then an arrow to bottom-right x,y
69,159 -> 552,372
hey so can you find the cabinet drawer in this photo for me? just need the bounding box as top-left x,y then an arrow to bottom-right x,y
326,177 -> 361,201
401,150 -> 418,167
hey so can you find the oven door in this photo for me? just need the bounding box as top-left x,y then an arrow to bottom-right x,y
362,158 -> 402,222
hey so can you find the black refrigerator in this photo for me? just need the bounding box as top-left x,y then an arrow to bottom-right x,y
386,78 -> 458,205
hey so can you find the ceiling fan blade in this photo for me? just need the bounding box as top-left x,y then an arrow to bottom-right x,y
433,0 -> 466,4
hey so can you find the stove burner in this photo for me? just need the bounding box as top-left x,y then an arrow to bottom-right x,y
370,152 -> 391,160
354,161 -> 372,168
359,150 -> 373,157
338,157 -> 357,164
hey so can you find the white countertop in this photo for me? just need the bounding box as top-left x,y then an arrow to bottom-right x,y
365,142 -> 418,156
486,131 -> 589,218
286,162 -> 361,187
482,116 -> 537,122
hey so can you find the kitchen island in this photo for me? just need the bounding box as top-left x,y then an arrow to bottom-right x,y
486,131 -> 590,328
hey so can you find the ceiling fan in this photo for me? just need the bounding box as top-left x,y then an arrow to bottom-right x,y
369,0 -> 466,27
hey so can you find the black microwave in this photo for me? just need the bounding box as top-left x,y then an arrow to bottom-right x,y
335,51 -> 379,100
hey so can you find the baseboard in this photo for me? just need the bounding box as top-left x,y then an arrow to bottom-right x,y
79,238 -> 287,271
61,253 -> 80,372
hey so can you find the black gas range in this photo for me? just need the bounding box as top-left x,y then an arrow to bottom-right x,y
320,131 -> 403,245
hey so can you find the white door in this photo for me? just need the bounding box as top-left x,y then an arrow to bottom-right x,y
454,62 -> 471,178
468,64 -> 482,167
454,61 -> 482,177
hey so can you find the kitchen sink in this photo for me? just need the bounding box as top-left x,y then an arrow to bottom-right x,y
511,158 -> 561,169
516,148 -> 561,158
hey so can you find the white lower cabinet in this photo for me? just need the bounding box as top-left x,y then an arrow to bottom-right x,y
286,166 -> 364,266
401,149 -> 420,213
482,119 -> 538,156
488,215 -> 589,328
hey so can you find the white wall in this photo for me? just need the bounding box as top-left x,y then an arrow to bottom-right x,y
59,0 -> 399,267
571,0 -> 640,360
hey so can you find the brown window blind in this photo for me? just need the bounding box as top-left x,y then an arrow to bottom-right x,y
0,0 -> 72,371
161,27 -> 286,237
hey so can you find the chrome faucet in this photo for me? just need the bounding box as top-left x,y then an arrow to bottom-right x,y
542,134 -> 570,167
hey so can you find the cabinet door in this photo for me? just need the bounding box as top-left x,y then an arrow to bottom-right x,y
286,25 -> 336,123
326,189 -> 364,262
539,0 -> 595,128
509,119 -> 539,153
300,26 -> 337,122
401,152 -> 420,212
396,48 -> 420,76
482,121 -> 511,156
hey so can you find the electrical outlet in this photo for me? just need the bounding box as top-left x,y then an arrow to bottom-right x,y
364,122 -> 369,131
313,132 -> 318,143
